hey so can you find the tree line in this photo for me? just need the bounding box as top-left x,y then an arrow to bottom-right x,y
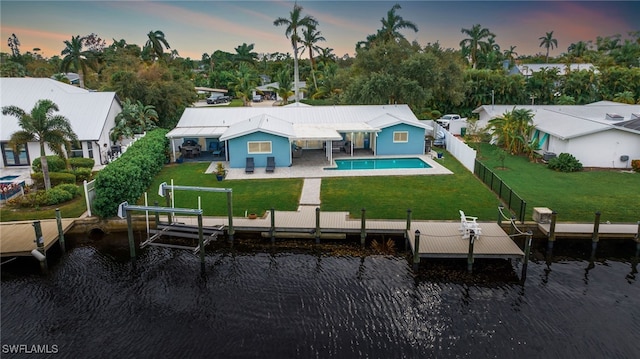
2,3 -> 640,128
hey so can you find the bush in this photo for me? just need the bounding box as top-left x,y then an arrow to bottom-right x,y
69,157 -> 95,169
632,159 -> 640,172
93,129 -> 169,217
61,168 -> 92,182
32,155 -> 66,173
31,172 -> 76,187
42,188 -> 73,205
56,183 -> 80,197
547,153 -> 583,172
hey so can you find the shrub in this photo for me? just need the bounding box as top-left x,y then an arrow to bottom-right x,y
31,172 -> 76,187
93,128 -> 169,217
61,168 -> 92,182
69,157 -> 95,169
32,155 -> 66,173
56,183 -> 80,197
42,188 -> 73,205
632,159 -> 640,172
547,153 -> 583,172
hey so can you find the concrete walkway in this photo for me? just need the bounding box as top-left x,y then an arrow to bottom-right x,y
299,178 -> 321,207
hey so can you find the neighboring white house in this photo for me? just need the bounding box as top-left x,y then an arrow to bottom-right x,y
473,101 -> 640,168
255,81 -> 307,102
508,63 -> 597,77
0,78 -> 122,170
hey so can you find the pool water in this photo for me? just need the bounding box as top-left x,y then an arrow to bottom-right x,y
329,157 -> 431,170
0,175 -> 19,182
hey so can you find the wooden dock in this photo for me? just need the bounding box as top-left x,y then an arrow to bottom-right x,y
174,206 -> 524,260
0,219 -> 74,257
538,222 -> 639,239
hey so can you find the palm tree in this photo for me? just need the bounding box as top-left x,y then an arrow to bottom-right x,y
460,24 -> 495,69
269,68 -> 294,105
273,3 -> 318,102
503,45 -> 518,67
61,35 -> 95,88
300,25 -> 325,91
2,100 -> 78,190
7,33 -> 21,58
233,43 -> 259,66
110,99 -> 158,143
539,31 -> 558,63
317,47 -> 336,66
145,30 -> 171,62
228,63 -> 258,106
378,3 -> 418,43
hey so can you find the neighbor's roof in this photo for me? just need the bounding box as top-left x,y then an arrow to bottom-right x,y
195,86 -> 227,93
170,104 -> 427,141
514,63 -> 597,76
473,102 -> 640,139
1,78 -> 119,141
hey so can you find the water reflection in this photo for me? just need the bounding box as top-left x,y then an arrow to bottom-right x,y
1,234 -> 639,358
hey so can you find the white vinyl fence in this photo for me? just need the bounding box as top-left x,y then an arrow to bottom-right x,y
433,123 -> 477,172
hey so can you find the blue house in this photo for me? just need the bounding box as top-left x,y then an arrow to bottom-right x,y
167,105 -> 432,168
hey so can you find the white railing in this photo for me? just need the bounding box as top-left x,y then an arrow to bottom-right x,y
83,179 -> 96,217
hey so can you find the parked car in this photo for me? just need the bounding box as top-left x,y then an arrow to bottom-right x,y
206,95 -> 230,104
252,95 -> 262,102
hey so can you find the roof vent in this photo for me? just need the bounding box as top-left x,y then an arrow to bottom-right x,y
605,113 -> 624,121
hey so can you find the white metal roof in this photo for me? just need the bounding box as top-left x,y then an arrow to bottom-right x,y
172,104 -> 426,141
474,102 -> 640,139
1,78 -> 119,141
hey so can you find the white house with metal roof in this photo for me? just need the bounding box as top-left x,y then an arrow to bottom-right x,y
167,104 -> 432,168
473,101 -> 640,168
509,63 -> 597,77
0,78 -> 121,169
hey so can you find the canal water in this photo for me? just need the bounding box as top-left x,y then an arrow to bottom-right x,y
1,233 -> 639,358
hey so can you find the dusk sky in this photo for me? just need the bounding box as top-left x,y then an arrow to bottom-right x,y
1,1 -> 639,60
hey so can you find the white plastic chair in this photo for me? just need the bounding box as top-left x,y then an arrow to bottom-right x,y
459,210 -> 481,239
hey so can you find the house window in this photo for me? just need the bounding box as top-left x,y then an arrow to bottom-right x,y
70,141 -> 83,158
247,141 -> 272,154
1,142 -> 30,166
87,141 -> 94,159
393,131 -> 408,143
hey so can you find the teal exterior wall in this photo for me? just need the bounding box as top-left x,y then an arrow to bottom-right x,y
227,131 -> 291,168
375,123 -> 425,155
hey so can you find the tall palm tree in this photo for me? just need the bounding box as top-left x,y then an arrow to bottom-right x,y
2,100 -> 78,190
273,3 -> 318,102
539,31 -> 558,63
145,30 -> 171,62
317,47 -> 336,66
300,25 -> 325,91
269,68 -> 294,105
378,3 -> 418,43
503,45 -> 518,67
460,24 -> 494,69
61,35 -> 95,88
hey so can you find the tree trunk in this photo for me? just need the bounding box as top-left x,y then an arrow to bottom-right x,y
293,45 -> 300,103
40,142 -> 51,190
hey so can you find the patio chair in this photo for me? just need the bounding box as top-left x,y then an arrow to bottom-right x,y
266,156 -> 275,173
245,157 -> 255,174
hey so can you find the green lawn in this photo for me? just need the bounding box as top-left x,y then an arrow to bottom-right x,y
475,143 -> 640,222
2,143 -> 638,223
0,191 -> 88,221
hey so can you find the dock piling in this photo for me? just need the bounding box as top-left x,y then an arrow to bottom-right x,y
126,210 -> 136,259
270,208 -> 275,244
32,221 -> 48,272
55,208 -> 65,253
413,230 -> 420,270
521,231 -> 532,281
315,207 -> 321,244
198,214 -> 205,265
360,208 -> 366,248
467,230 -> 476,273
591,211 -> 601,260
547,211 -> 557,262
226,191 -> 234,242
405,209 -> 412,251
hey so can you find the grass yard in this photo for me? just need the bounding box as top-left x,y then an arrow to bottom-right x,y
142,162 -> 302,217
475,143 -> 640,222
0,191 -> 88,222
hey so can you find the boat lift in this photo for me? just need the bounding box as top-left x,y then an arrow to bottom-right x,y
117,182 -> 235,265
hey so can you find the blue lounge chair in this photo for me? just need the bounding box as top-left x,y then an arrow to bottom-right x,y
266,156 -> 275,173
245,157 -> 255,174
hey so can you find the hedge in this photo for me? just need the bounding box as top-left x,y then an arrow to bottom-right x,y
69,157 -> 95,169
32,155 -> 67,173
92,129 -> 169,218
31,172 -> 76,187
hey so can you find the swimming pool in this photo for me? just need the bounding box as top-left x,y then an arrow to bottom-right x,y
0,175 -> 19,183
328,157 -> 431,170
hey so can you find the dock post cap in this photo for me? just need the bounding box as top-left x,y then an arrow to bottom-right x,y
117,201 -> 129,219
158,182 -> 167,196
